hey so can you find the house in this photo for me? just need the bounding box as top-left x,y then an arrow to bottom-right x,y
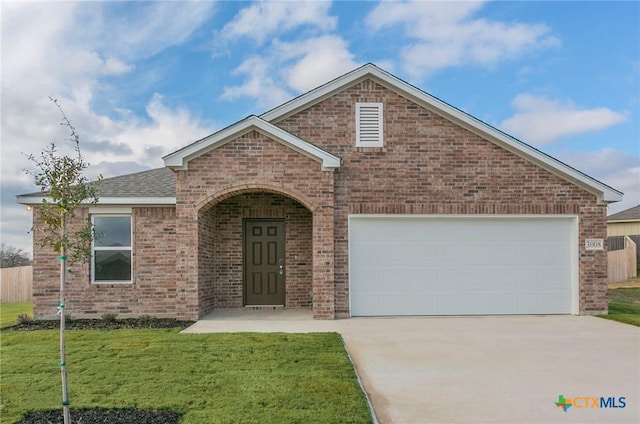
608,205 -> 640,239
607,204 -> 639,276
18,64 -> 622,320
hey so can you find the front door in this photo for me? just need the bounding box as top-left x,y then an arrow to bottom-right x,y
244,220 -> 285,305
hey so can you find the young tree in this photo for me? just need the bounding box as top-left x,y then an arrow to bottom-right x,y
25,97 -> 100,424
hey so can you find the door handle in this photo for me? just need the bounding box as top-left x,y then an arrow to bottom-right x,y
279,259 -> 284,275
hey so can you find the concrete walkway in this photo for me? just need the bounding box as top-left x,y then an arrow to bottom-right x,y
183,314 -> 640,424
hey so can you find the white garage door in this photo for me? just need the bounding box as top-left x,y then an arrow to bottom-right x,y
349,216 -> 577,316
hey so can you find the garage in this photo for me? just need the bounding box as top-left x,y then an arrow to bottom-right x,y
349,216 -> 578,316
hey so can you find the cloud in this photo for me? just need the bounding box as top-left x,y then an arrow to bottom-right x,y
1,2 -> 216,184
217,1 -> 336,45
222,35 -> 359,109
221,56 -> 292,108
366,0 -> 559,78
554,149 -> 640,215
277,36 -> 360,92
499,94 -> 628,145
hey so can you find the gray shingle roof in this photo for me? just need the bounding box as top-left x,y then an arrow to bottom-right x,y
17,167 -> 176,201
608,205 -> 640,222
94,167 -> 175,198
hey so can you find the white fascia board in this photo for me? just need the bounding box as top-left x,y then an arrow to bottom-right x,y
17,196 -> 176,206
163,116 -> 340,170
261,63 -> 622,204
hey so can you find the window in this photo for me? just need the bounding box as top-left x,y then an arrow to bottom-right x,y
356,102 -> 384,147
92,215 -> 132,283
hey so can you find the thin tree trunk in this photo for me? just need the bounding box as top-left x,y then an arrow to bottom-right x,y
60,212 -> 71,424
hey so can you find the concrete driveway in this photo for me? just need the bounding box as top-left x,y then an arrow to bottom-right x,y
184,314 -> 640,423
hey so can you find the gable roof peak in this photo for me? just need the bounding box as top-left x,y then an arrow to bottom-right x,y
163,115 -> 340,171
260,63 -> 621,204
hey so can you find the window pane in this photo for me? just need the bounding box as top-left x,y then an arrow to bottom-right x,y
94,216 -> 131,247
94,250 -> 131,281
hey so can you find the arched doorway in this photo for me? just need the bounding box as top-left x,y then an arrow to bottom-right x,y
197,191 -> 312,315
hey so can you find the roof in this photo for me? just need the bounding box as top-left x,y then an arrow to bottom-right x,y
18,63 -> 623,206
608,205 -> 640,222
261,63 -> 622,204
163,115 -> 341,171
16,167 -> 176,205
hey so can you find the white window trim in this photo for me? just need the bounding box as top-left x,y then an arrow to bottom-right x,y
356,102 -> 384,147
91,214 -> 133,284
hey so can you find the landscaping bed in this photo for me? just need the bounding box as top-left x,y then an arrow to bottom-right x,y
4,317 -> 195,331
18,408 -> 181,424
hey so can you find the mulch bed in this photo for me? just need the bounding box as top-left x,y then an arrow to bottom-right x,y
4,318 -> 195,331
17,408 -> 182,424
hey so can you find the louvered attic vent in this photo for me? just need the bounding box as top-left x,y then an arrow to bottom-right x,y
356,102 -> 383,147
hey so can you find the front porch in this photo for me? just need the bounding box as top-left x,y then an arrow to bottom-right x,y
198,308 -> 314,321
187,190 -> 333,319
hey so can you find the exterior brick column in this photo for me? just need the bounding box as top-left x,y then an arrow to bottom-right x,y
175,175 -> 201,321
312,171 -> 336,319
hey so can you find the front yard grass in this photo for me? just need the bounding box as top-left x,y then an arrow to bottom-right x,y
598,284 -> 640,327
0,301 -> 32,328
0,329 -> 373,423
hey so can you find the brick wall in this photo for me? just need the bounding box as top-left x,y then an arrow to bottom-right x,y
198,193 -> 312,312
174,130 -> 335,319
31,78 -> 609,319
275,79 -> 607,316
32,207 -> 177,319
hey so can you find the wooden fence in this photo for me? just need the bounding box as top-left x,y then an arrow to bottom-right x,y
1,266 -> 33,303
608,236 -> 638,284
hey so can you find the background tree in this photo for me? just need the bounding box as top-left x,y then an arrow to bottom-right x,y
0,244 -> 31,268
25,97 -> 101,424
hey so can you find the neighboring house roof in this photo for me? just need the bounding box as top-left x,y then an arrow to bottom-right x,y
163,115 -> 341,171
608,205 -> 640,222
16,167 -> 176,205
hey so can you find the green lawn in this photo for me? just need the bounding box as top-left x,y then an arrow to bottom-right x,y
598,288 -> 640,327
0,329 -> 373,423
0,301 -> 32,328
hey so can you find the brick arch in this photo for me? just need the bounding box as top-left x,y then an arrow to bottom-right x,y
195,181 -> 318,213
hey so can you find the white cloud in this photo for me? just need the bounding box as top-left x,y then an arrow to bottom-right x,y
499,94 -> 628,145
1,2 -> 216,184
0,2 -> 216,254
554,149 -> 640,215
277,36 -> 360,92
220,56 -> 292,109
366,0 -> 559,78
222,35 -> 359,109
218,1 -> 336,45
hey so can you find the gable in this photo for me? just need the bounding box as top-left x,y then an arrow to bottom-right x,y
260,64 -> 622,205
163,116 -> 340,171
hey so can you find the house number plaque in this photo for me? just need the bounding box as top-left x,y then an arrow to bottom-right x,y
585,239 -> 604,250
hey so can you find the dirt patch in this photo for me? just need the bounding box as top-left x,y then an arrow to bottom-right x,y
609,276 -> 640,289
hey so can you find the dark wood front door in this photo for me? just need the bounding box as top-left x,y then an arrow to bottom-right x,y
244,220 -> 285,305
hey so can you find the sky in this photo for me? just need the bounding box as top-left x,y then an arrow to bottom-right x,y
1,0 -> 639,256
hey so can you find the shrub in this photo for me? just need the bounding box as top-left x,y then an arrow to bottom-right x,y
137,315 -> 158,326
16,314 -> 33,325
101,313 -> 118,323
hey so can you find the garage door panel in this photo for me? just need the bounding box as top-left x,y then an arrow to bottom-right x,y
350,217 -> 575,316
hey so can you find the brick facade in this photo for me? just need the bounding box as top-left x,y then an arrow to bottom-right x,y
32,207 -> 177,319
29,75 -> 609,320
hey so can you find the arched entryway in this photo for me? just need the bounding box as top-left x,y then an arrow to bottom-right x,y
197,191 -> 313,315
